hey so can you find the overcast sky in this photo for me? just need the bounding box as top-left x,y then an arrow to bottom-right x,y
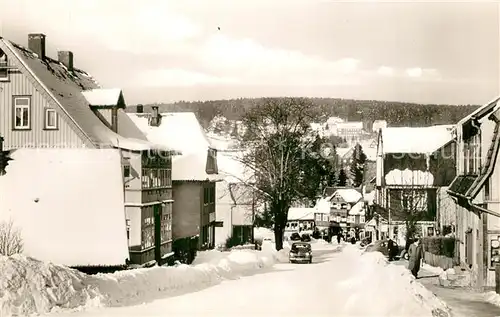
0,0 -> 498,105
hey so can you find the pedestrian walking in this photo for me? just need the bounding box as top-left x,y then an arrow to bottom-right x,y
387,238 -> 395,261
337,233 -> 341,244
407,237 -> 424,278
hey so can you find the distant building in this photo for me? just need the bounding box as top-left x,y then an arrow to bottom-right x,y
334,122 -> 364,144
372,120 -> 388,132
326,117 -> 345,135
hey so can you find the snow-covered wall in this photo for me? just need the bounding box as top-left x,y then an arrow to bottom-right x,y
0,149 -> 129,267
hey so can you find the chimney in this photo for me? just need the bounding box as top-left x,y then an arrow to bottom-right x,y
149,106 -> 161,127
136,104 -> 144,113
28,33 -> 46,59
57,51 -> 73,72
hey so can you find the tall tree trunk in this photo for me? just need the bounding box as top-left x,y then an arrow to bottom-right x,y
274,227 -> 284,251
272,201 -> 288,251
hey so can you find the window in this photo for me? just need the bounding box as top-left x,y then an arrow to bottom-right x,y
161,203 -> 173,243
0,49 -> 7,80
207,149 -> 217,172
141,206 -> 154,249
44,108 -> 58,130
123,165 -> 131,178
13,96 -> 30,130
464,133 -> 481,175
401,190 -> 427,212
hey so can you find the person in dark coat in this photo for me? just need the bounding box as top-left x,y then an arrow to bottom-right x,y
408,238 -> 424,278
387,238 -> 395,261
337,233 -> 341,244
350,236 -> 356,244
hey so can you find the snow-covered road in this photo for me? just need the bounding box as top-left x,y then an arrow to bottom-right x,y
45,244 -> 450,317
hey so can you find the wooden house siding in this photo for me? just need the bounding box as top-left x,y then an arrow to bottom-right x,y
0,42 -> 92,149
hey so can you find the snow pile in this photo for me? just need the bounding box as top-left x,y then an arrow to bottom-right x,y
336,245 -> 451,317
0,249 -> 275,316
89,249 -> 274,307
423,263 -> 446,276
254,227 -> 274,242
261,240 -> 290,263
0,255 -> 102,317
483,291 -> 500,307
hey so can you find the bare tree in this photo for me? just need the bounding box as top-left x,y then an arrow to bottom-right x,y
383,156 -> 437,242
0,219 -> 24,256
234,98 -> 326,250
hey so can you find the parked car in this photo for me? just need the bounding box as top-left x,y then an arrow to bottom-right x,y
365,240 -> 390,256
290,232 -> 302,241
360,237 -> 372,247
301,233 -> 311,242
365,239 -> 405,259
289,242 -> 313,264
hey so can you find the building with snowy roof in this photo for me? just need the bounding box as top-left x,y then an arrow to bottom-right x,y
285,206 -> 330,234
319,187 -> 366,237
214,150 -> 256,247
373,125 -> 456,244
128,110 -> 222,250
446,96 -> 500,289
0,33 -> 176,267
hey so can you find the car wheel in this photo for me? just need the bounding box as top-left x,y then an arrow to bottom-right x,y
403,252 -> 409,260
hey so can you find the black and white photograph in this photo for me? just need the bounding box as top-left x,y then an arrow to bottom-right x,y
0,0 -> 500,316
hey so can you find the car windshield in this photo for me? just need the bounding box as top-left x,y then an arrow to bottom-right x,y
292,244 -> 310,252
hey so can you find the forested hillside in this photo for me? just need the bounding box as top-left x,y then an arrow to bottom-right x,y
126,98 -> 479,129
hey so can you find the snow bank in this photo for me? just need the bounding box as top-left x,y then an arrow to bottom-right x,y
0,249 -> 275,316
254,227 -> 274,241
0,255 -> 102,317
484,291 -> 500,307
336,245 -> 451,317
422,263 -> 445,276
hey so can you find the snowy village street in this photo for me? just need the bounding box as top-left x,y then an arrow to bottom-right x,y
37,241 -> 451,317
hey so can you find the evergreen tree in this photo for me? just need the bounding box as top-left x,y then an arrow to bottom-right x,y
338,168 -> 347,186
350,143 -> 367,187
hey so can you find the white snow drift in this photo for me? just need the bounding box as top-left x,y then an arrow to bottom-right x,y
0,249 -> 275,317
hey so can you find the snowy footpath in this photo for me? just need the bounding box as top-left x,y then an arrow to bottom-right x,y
0,240 -> 453,317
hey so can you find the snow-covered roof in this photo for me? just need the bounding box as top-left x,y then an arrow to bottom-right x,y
287,208 -> 315,221
81,88 -> 124,107
326,117 -> 344,124
0,149 -> 129,267
330,188 -> 363,204
336,122 -> 364,130
172,152 -> 222,182
381,125 -> 454,154
384,169 -> 435,186
348,201 -> 365,216
217,151 -> 254,184
363,191 -> 375,205
314,198 -> 331,214
206,133 -> 239,151
0,39 -> 152,150
128,112 -> 215,154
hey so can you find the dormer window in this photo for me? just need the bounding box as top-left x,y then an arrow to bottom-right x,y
0,49 -> 8,81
